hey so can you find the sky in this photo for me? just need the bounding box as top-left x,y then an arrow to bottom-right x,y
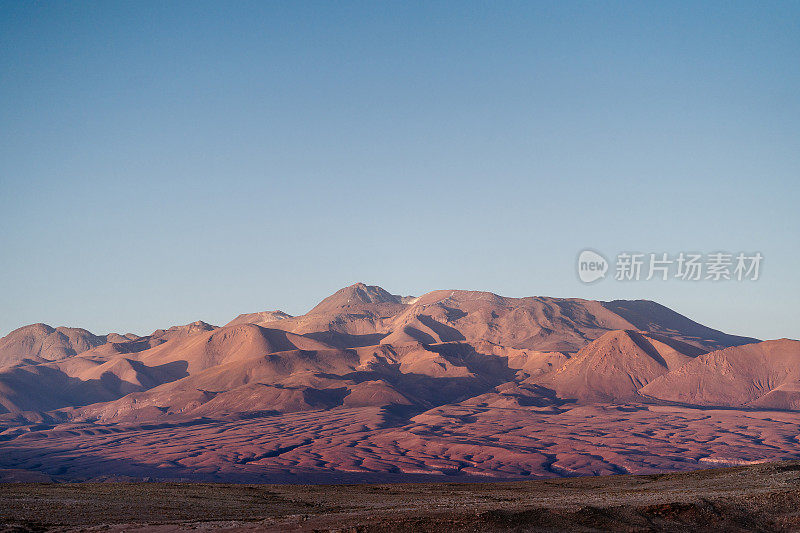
1,1 -> 798,340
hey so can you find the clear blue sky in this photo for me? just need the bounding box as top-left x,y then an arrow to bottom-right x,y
1,1 -> 798,340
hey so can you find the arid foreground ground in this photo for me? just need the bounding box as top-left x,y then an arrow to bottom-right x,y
2,461 -> 800,532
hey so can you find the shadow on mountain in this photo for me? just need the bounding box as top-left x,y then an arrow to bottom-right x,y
0,360 -> 189,414
625,331 -> 670,368
512,384 -> 578,407
377,403 -> 427,429
416,315 -> 466,342
304,387 -> 349,408
427,342 -> 520,380
304,331 -> 388,348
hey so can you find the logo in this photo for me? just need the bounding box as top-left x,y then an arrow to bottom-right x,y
577,249 -> 608,283
575,249 -> 762,283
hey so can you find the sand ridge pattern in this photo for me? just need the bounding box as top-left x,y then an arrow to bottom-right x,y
0,283 -> 797,483
2,404 -> 800,483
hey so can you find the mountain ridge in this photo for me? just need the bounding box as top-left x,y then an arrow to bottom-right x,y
0,282 -> 769,424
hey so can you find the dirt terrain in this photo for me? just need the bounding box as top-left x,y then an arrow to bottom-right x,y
3,460 -> 800,531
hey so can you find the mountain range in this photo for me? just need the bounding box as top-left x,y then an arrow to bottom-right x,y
0,283 -> 797,482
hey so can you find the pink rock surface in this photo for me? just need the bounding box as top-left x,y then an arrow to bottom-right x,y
1,283 -> 794,482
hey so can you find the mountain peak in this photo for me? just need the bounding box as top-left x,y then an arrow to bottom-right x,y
167,320 -> 216,332
538,328 -> 697,402
309,283 -> 405,314
0,322 -> 105,366
225,310 -> 293,327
